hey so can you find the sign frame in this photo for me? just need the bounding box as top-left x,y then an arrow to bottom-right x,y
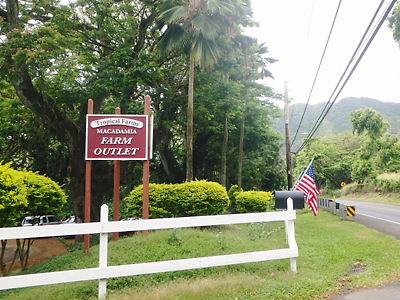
85,114 -> 150,161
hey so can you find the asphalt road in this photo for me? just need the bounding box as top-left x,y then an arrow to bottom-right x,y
331,283 -> 400,300
336,199 -> 400,239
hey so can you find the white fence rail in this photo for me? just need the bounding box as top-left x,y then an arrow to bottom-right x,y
0,198 -> 298,299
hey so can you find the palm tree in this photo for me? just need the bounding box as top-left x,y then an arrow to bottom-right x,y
159,0 -> 248,181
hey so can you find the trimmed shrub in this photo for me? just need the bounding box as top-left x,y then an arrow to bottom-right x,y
124,181 -> 229,218
235,191 -> 274,213
0,164 -> 29,227
22,170 -> 68,216
0,163 -> 67,227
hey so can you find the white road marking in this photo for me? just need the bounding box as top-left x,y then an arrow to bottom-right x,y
357,213 -> 400,226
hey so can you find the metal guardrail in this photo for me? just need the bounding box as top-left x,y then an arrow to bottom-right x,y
318,199 -> 356,220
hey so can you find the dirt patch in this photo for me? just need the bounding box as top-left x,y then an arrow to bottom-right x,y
350,261 -> 367,275
2,238 -> 69,273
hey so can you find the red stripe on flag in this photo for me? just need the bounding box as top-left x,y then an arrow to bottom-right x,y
294,165 -> 319,215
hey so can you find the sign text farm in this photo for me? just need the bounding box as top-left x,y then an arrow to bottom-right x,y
85,114 -> 149,160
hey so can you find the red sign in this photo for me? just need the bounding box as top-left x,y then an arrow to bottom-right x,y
85,114 -> 149,160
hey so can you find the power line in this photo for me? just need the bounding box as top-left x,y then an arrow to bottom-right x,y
291,0 -> 343,145
303,0 -> 317,57
295,0 -> 385,152
295,0 -> 397,153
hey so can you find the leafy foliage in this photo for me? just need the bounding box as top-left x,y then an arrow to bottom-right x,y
0,0 -> 283,219
0,164 -> 67,227
0,164 -> 28,227
124,181 -> 229,218
227,184 -> 242,203
296,109 -> 400,188
350,109 -> 399,184
22,170 -> 68,216
227,184 -> 242,212
295,133 -> 360,189
374,173 -> 400,193
389,3 -> 400,47
234,191 -> 274,213
159,0 -> 253,68
0,81 -> 69,185
351,108 -> 388,138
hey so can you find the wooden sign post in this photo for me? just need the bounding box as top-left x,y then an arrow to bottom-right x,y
113,107 -> 121,241
84,96 -> 153,253
142,95 -> 151,220
84,99 -> 93,254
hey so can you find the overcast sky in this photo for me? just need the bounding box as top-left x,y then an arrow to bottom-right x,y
247,0 -> 400,104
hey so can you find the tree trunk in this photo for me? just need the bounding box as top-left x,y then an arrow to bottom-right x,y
69,137 -> 86,219
186,57 -> 195,181
5,0 -> 18,28
0,240 -> 7,275
220,114 -> 228,187
238,112 -> 245,189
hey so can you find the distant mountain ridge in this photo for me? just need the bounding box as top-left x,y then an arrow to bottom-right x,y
274,97 -> 400,145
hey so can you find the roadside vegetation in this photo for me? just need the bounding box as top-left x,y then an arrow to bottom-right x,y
320,173 -> 400,205
336,174 -> 400,205
296,108 -> 400,207
1,211 -> 400,300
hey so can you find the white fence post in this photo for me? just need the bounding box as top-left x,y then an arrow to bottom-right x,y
98,204 -> 109,299
286,197 -> 298,273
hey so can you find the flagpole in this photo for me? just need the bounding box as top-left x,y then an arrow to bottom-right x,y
292,157 -> 314,190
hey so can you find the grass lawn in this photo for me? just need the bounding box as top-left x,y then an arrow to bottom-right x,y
1,211 -> 400,300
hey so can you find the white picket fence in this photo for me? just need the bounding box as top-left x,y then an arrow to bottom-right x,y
0,198 -> 298,299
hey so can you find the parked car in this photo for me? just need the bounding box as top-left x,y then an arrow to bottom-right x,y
37,215 -> 61,226
21,215 -> 61,226
21,216 -> 35,226
62,215 -> 82,224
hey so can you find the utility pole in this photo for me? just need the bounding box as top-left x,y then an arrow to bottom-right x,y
284,81 -> 293,189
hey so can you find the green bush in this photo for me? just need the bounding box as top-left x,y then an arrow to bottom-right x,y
0,164 -> 29,227
0,163 -> 67,227
374,173 -> 400,192
22,170 -> 67,216
235,191 -> 274,213
227,184 -> 243,212
124,181 -> 229,218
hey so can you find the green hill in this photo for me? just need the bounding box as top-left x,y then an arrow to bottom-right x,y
274,97 -> 400,148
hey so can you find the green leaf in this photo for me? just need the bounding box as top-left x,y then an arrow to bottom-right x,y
159,5 -> 190,23
159,24 -> 188,53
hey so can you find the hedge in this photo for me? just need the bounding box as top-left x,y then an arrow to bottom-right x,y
124,181 -> 229,218
0,165 -> 28,227
235,191 -> 274,213
0,164 -> 67,227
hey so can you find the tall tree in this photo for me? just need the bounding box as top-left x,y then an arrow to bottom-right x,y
389,3 -> 400,44
350,108 -> 399,183
350,108 -> 388,138
0,0 -> 163,219
159,0 -> 252,181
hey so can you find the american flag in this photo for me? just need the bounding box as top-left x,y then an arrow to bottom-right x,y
294,163 -> 318,215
